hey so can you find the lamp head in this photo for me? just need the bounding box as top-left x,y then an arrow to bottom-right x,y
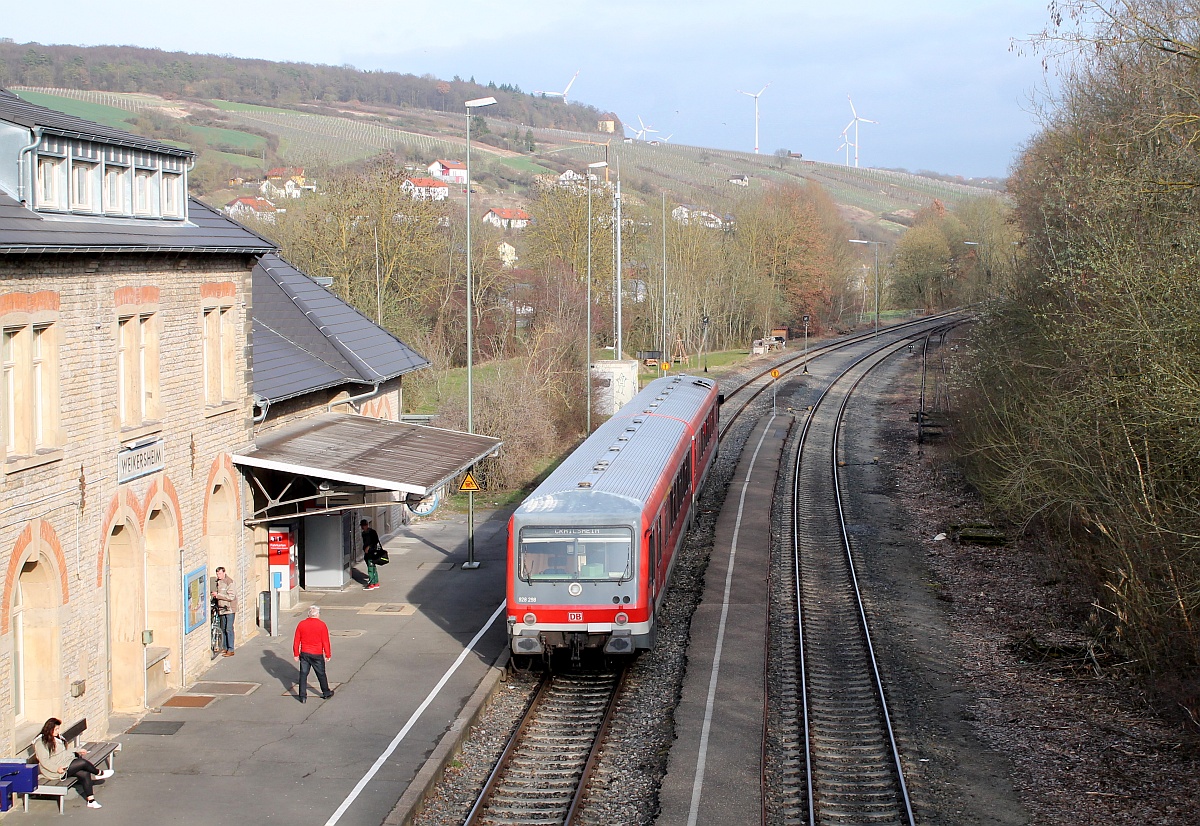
588,161 -> 608,169
466,96 -> 498,108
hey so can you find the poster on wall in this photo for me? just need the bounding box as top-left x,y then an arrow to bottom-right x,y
184,566 -> 208,634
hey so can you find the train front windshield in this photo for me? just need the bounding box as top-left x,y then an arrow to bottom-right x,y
518,526 -> 633,582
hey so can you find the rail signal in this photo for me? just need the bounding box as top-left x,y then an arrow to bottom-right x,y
802,315 -> 811,374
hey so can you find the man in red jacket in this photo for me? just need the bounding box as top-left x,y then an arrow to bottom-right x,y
292,604 -> 334,703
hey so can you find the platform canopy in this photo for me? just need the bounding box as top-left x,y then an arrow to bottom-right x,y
233,413 -> 502,523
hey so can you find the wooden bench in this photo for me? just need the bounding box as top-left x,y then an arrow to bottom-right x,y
17,718 -> 120,814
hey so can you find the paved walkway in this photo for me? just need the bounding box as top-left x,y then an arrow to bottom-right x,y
657,413 -> 791,826
16,508 -> 513,825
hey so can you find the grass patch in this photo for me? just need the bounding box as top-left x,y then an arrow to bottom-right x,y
208,100 -> 299,115
16,91 -> 137,131
499,156 -> 555,175
188,124 -> 268,153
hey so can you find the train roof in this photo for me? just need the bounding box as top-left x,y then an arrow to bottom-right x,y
515,375 -> 718,519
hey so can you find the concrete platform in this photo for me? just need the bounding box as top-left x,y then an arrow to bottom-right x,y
15,507 -> 514,825
657,413 -> 792,826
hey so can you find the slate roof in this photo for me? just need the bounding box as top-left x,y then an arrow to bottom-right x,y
252,253 -> 430,403
0,193 -> 277,254
0,88 -> 192,157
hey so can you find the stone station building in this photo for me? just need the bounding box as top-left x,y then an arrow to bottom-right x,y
0,89 -> 499,752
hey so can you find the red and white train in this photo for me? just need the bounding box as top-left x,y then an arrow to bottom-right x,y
507,374 -> 721,662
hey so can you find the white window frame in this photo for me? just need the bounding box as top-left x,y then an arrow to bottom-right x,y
202,305 -> 238,407
118,313 -> 159,426
36,156 -> 65,210
134,168 -> 158,217
2,328 -> 15,454
162,173 -> 183,218
1,322 -> 60,459
104,164 -> 131,214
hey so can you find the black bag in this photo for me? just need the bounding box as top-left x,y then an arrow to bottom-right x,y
370,545 -> 389,565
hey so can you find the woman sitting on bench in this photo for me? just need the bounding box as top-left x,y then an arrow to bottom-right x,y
34,718 -> 113,810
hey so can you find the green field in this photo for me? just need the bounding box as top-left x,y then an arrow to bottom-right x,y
188,124 -> 268,153
498,156 -> 554,175
16,90 -> 138,131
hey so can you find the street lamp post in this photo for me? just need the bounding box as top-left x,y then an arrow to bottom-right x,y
463,95 -> 496,570
964,240 -> 990,292
614,175 -> 623,359
849,238 -> 881,336
585,160 -> 607,433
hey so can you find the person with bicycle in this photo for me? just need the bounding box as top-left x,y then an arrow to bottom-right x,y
213,566 -> 238,656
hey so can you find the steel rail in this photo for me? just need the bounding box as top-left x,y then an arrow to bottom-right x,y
463,669 -> 625,826
781,330 -> 943,825
718,312 -> 965,440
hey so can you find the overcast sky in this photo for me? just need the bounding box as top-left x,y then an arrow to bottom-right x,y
3,1 -> 1058,178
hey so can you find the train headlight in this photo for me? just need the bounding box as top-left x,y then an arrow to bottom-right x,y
614,612 -> 628,626
523,612 -> 537,625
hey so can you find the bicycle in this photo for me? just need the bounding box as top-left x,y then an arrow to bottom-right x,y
210,598 -> 223,658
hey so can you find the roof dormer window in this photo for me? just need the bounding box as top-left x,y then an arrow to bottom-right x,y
162,173 -> 182,219
26,129 -> 189,221
36,156 -> 65,210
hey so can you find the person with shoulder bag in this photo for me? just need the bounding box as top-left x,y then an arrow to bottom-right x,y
360,519 -> 387,590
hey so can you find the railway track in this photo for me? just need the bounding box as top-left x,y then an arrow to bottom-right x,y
717,312 -> 966,439
464,669 -> 625,826
765,332 -> 948,825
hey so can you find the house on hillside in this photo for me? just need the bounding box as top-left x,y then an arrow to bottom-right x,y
258,178 -> 305,200
0,87 -> 500,750
728,174 -> 749,187
482,207 -> 531,230
225,196 -> 280,221
671,204 -> 724,229
557,170 -> 584,186
267,167 -> 305,185
401,177 -> 450,201
428,159 -> 467,184
498,241 -> 518,268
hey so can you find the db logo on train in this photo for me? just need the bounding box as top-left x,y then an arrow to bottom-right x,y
568,612 -> 584,622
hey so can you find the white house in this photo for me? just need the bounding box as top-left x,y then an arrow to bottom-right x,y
671,204 -> 723,229
401,177 -> 450,201
482,208 -> 531,230
428,160 -> 467,184
728,174 -> 749,187
225,196 -> 280,222
497,241 -> 518,268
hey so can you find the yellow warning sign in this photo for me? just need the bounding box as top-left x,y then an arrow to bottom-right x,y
771,369 -> 780,379
459,472 -> 481,492
660,361 -> 670,371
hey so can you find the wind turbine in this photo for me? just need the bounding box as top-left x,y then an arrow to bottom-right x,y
534,70 -> 580,103
843,95 -> 877,168
736,83 -> 770,154
837,131 -> 852,166
632,115 -> 657,141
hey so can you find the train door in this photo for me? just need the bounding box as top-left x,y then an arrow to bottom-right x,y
647,527 -> 657,594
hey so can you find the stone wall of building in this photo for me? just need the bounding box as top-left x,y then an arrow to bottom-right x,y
0,253 -> 258,749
